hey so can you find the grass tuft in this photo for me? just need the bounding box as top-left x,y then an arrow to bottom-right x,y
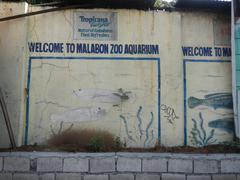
48,129 -> 122,152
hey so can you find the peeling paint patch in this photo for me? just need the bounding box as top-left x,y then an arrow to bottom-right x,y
50,107 -> 107,123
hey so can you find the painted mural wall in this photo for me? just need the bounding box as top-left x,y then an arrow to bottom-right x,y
233,8 -> 240,140
0,3 -> 232,147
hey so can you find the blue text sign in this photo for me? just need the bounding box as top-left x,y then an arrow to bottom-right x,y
73,11 -> 118,41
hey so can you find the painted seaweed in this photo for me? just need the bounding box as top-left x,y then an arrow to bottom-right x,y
137,106 -> 143,140
144,112 -> 154,146
119,115 -> 136,142
119,106 -> 154,147
190,112 -> 217,147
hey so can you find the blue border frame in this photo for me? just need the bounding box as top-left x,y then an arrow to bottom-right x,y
25,56 -> 161,145
183,59 -> 231,145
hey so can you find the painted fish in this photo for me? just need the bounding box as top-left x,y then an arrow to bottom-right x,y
50,107 -> 107,123
73,88 -> 135,104
188,93 -> 233,109
208,118 -> 234,134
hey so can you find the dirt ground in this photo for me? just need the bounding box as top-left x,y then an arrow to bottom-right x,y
0,145 -> 240,153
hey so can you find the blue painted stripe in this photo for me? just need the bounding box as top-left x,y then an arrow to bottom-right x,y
184,59 -> 231,63
183,60 -> 187,146
158,59 -> 161,144
25,58 -> 32,145
183,59 -> 231,146
236,89 -> 238,134
25,56 -> 161,145
30,56 -> 159,61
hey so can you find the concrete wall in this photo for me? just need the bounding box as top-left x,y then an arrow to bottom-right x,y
0,152 -> 240,180
0,2 -> 232,147
0,2 -> 27,148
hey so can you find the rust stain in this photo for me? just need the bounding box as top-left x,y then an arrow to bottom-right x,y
220,26 -> 231,36
150,61 -> 155,100
24,88 -> 27,103
138,61 -> 144,87
151,11 -> 155,37
137,10 -> 143,41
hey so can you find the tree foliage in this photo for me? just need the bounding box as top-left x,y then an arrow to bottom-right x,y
3,0 -> 176,9
154,0 -> 176,9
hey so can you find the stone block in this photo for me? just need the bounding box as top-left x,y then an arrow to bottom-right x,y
221,160 -> 240,173
212,175 -> 236,180
4,157 -> 30,172
0,173 -> 12,180
0,158 -> 2,171
110,174 -> 134,180
168,159 -> 192,173
237,175 -> 240,180
90,157 -> 115,173
37,157 -> 62,172
56,173 -> 81,180
194,160 -> 218,174
136,174 -> 160,180
13,173 -> 38,180
39,173 -> 55,180
162,173 -> 185,180
142,158 -> 167,172
30,159 -> 37,171
84,175 -> 108,180
117,157 -> 141,172
187,175 -> 211,180
63,158 -> 89,172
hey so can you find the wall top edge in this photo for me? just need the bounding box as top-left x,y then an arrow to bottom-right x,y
0,152 -> 239,160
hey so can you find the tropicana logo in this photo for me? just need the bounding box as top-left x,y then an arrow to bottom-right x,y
79,16 -> 111,28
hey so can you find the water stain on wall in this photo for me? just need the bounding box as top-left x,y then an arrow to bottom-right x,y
50,107 -> 107,123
